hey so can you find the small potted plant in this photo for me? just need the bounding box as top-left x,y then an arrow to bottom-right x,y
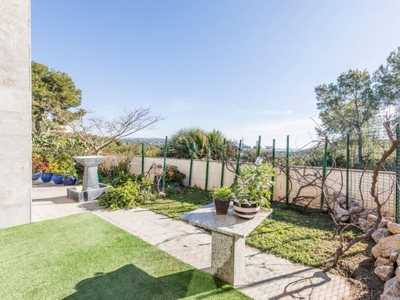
48,153 -> 76,184
32,153 -> 47,180
210,186 -> 232,215
231,158 -> 275,219
63,166 -> 77,186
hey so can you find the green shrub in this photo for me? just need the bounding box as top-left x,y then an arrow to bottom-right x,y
165,165 -> 186,182
98,181 -> 141,210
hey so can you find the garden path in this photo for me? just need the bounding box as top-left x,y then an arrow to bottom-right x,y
31,182 -> 352,300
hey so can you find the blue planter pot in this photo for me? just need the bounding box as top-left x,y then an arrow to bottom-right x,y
52,174 -> 66,184
63,176 -> 77,186
41,172 -> 53,183
32,172 -> 41,180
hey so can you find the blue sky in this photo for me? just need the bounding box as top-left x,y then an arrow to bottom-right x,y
32,1 -> 400,148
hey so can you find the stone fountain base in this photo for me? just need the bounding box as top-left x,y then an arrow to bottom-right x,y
67,184 -> 112,202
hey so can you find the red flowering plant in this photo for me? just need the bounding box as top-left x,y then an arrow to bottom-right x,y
32,153 -> 49,173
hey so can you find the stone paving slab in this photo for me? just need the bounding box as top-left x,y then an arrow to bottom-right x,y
31,183 -> 352,300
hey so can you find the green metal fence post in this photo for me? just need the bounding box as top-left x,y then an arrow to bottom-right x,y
189,143 -> 194,187
271,139 -> 276,201
396,126 -> 400,223
205,145 -> 210,191
235,140 -> 242,182
286,135 -> 290,204
257,135 -> 261,157
162,136 -> 168,192
346,134 -> 350,210
220,139 -> 226,187
320,138 -> 328,208
141,142 -> 145,175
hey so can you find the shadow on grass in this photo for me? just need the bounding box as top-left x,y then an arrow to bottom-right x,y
64,264 -> 234,300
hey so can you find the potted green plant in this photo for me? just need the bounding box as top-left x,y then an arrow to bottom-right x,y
210,186 -> 232,215
231,159 -> 275,219
32,153 -> 48,180
63,166 -> 77,186
49,153 -> 75,184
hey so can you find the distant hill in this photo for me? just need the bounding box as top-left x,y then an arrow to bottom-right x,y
121,137 -> 165,145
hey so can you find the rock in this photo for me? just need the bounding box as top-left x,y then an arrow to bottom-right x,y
375,265 -> 395,281
337,196 -> 346,205
396,267 -> 400,281
321,203 -> 328,212
381,276 -> 400,299
375,257 -> 392,267
349,203 -> 363,214
333,191 -> 345,199
372,234 -> 400,258
368,214 -> 378,223
380,295 -> 400,300
359,218 -> 374,232
388,223 -> 400,235
380,219 -> 391,228
390,251 -> 399,263
335,207 -> 350,222
372,228 -> 390,244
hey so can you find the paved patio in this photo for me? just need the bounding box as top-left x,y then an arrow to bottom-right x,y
31,182 -> 352,300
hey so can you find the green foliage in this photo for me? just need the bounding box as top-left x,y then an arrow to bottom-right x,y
315,69 -> 379,163
231,162 -> 275,207
111,171 -> 153,189
210,187 -> 232,200
32,61 -> 84,133
48,152 -> 75,174
98,181 -> 141,210
374,46 -> 400,106
165,165 -> 186,182
0,213 -> 249,300
99,156 -> 132,178
168,127 -> 235,160
111,171 -> 134,187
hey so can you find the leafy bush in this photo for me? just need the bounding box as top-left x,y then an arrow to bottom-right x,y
48,152 -> 75,174
98,181 -> 141,210
165,165 -> 186,182
32,153 -> 49,172
210,186 -> 232,200
111,172 -> 154,188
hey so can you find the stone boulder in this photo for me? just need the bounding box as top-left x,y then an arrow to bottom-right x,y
375,257 -> 392,267
375,265 -> 395,281
381,276 -> 400,299
337,196 -> 346,205
372,234 -> 400,258
335,207 -> 350,222
368,214 -> 378,223
348,201 -> 363,214
390,252 -> 399,263
333,191 -> 345,199
372,228 -> 390,244
380,219 -> 391,228
388,223 -> 400,235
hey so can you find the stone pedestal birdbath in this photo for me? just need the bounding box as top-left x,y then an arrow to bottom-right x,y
67,156 -> 111,202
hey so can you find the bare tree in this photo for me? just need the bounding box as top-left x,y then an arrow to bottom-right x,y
58,107 -> 163,155
327,119 -> 399,267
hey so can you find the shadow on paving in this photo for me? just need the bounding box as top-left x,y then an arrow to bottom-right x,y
63,264 -> 239,300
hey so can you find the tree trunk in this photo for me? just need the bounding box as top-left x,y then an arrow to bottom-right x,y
357,131 -> 363,164
35,118 -> 41,133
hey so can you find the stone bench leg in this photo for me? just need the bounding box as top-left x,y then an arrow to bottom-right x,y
211,231 -> 245,286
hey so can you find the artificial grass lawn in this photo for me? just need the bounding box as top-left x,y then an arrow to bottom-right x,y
142,187 -> 369,268
0,213 -> 250,300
